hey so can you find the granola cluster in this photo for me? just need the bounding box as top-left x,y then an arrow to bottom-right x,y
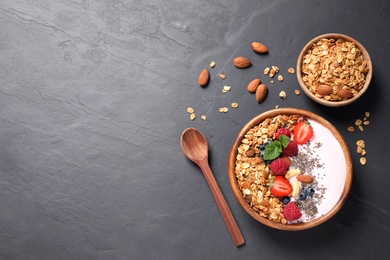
235,114 -> 300,223
302,38 -> 369,101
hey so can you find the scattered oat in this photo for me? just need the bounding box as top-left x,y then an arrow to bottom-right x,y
358,125 -> 364,131
210,61 -> 216,68
201,115 -> 207,120
279,91 -> 287,99
356,140 -> 365,148
264,67 -> 270,75
363,120 -> 369,125
288,67 -> 295,74
190,113 -> 196,120
275,105 -> 279,108
231,102 -> 239,108
223,86 -> 231,93
277,75 -> 284,82
270,80 -> 274,84
269,69 -> 276,78
365,111 -> 370,118
187,107 -> 194,114
360,157 -> 366,165
219,107 -> 229,113
355,119 -> 362,126
295,89 -> 300,95
219,73 -> 226,79
347,126 -> 355,132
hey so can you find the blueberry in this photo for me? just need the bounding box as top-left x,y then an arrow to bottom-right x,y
281,196 -> 291,204
305,186 -> 315,197
298,191 -> 307,201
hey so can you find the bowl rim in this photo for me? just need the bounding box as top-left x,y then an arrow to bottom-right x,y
296,33 -> 373,107
228,108 -> 353,231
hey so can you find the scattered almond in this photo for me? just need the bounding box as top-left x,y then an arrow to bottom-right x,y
233,56 -> 252,68
247,78 -> 261,93
255,84 -> 268,103
297,175 -> 314,184
316,84 -> 333,96
198,68 -> 210,87
251,41 -> 268,54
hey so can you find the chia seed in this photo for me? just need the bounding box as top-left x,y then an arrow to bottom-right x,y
290,141 -> 327,220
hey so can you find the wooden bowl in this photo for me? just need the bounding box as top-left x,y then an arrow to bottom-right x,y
296,33 -> 372,107
228,108 -> 353,230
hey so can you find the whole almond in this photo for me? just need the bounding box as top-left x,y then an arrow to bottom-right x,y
296,175 -> 314,184
316,84 -> 333,96
233,56 -> 252,68
337,88 -> 353,99
198,68 -> 209,87
247,78 -> 261,93
255,83 -> 268,103
251,42 -> 268,54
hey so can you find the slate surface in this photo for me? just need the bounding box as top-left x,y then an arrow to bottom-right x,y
1,0 -> 389,259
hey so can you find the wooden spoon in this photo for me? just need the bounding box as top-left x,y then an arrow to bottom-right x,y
180,127 -> 245,247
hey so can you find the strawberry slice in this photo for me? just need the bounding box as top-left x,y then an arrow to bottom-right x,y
293,121 -> 313,145
270,176 -> 292,197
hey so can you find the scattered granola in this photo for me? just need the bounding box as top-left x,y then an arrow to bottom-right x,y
288,67 -> 295,74
219,107 -> 229,113
223,86 -> 231,93
190,113 -> 196,121
231,102 -> 239,108
219,73 -> 226,79
210,61 -> 216,68
279,91 -> 287,99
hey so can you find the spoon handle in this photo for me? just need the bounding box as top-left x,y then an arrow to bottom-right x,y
198,160 -> 245,247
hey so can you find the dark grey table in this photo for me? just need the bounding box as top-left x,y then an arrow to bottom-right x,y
1,0 -> 389,259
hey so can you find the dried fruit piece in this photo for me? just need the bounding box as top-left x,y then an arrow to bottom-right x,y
251,41 -> 268,54
256,84 -> 268,103
247,78 -> 261,93
198,68 -> 210,87
233,56 -> 252,68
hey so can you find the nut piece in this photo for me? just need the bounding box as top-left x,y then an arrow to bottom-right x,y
256,84 -> 268,103
317,84 -> 333,96
247,78 -> 261,93
291,181 -> 301,198
198,68 -> 210,87
337,89 -> 353,99
233,56 -> 252,68
251,42 -> 268,54
297,175 -> 314,184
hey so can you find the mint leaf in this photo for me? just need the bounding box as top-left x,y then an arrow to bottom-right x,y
279,134 -> 290,148
263,141 -> 282,160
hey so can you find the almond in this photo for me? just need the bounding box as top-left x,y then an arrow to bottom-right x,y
251,42 -> 268,54
247,78 -> 261,93
337,88 -> 353,99
316,84 -> 333,96
233,56 -> 252,68
198,68 -> 209,87
255,83 -> 268,103
296,175 -> 314,184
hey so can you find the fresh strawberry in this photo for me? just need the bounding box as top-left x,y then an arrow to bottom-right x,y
293,121 -> 313,145
283,202 -> 302,221
270,176 -> 292,197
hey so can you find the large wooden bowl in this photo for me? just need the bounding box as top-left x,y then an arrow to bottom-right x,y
228,108 -> 353,230
296,33 -> 372,107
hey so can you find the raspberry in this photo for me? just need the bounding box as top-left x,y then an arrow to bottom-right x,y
269,157 -> 289,176
283,202 -> 302,221
275,128 -> 291,140
282,140 -> 298,157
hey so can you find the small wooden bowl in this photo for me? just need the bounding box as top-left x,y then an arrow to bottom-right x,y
228,108 -> 353,230
296,33 -> 372,107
